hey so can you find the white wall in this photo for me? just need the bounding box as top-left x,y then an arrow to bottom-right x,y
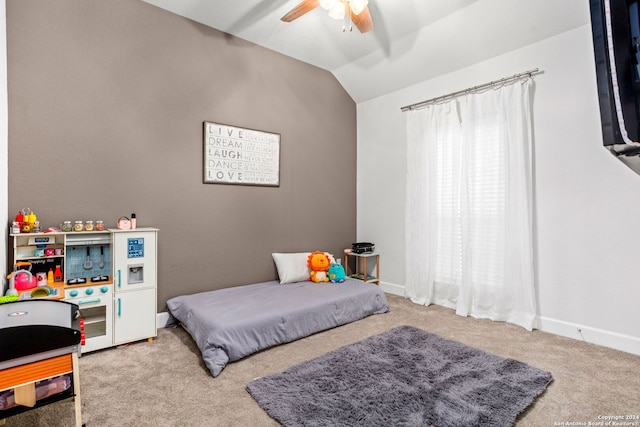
357,24 -> 640,355
1,0 -> 7,290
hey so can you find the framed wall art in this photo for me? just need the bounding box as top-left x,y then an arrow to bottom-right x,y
203,121 -> 280,186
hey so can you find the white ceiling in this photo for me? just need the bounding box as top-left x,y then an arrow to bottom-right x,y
142,0 -> 590,103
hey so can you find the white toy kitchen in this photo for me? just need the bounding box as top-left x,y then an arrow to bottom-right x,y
9,228 -> 158,354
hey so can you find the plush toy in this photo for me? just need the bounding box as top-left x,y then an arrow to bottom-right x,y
327,263 -> 346,283
308,251 -> 330,283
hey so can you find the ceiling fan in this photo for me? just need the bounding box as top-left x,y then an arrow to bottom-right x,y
281,0 -> 373,33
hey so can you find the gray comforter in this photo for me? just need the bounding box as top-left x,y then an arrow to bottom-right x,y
166,278 -> 389,377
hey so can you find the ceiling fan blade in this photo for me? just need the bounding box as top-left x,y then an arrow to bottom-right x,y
281,0 -> 320,22
349,6 -> 373,33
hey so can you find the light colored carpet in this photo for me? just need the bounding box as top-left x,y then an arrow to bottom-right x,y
4,294 -> 639,426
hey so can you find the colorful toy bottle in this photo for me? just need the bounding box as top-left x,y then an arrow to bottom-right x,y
54,265 -> 62,282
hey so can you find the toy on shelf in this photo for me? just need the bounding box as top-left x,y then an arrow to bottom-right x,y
6,263 -> 37,295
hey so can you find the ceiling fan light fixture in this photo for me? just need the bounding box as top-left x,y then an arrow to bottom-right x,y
319,0 -> 338,10
280,0 -> 373,33
349,0 -> 368,16
328,1 -> 346,20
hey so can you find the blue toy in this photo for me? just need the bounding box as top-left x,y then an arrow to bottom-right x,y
327,263 -> 346,283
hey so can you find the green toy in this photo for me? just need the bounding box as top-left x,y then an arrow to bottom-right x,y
328,263 -> 346,283
0,294 -> 19,304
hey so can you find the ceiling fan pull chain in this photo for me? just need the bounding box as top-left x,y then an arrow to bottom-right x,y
342,5 -> 346,32
343,1 -> 353,32
344,0 -> 348,31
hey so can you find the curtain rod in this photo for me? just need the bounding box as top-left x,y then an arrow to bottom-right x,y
400,68 -> 541,112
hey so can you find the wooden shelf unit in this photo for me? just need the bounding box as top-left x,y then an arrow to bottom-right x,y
344,252 -> 379,284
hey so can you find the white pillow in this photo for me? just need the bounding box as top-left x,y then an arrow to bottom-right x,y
272,252 -> 311,284
272,252 -> 337,284
325,252 -> 336,264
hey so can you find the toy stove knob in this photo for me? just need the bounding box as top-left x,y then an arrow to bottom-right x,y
69,290 -> 78,297
100,286 -> 108,294
85,288 -> 94,295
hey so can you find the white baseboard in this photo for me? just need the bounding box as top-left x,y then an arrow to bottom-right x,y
538,316 -> 640,356
380,282 -> 640,357
379,281 -> 404,296
156,311 -> 171,329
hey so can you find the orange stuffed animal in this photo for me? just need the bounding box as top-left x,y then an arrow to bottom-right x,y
308,251 -> 330,283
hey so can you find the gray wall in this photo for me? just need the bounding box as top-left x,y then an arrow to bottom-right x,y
6,0 -> 357,310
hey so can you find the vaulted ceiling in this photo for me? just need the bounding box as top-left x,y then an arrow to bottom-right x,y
142,0 -> 590,103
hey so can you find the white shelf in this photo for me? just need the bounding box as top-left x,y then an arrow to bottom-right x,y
347,252 -> 378,257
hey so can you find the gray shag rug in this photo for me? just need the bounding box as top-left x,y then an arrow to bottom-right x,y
247,325 -> 552,427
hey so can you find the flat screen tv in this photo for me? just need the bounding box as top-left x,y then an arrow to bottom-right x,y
590,0 -> 640,172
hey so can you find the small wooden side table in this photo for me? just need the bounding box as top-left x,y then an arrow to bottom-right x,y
344,252 -> 379,284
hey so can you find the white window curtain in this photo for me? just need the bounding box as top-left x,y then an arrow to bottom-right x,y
405,78 -> 536,330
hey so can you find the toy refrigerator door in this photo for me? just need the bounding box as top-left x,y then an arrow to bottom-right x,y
113,287 -> 157,345
113,230 -> 157,292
